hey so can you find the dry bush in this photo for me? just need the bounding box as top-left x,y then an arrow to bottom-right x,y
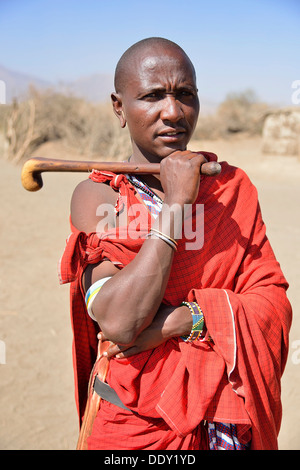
0,103 -> 11,131
0,103 -> 11,156
4,87 -> 132,163
2,86 -> 270,162
193,113 -> 224,140
194,89 -> 269,140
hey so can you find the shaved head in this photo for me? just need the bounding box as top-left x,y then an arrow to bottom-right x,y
114,37 -> 197,94
111,37 -> 199,161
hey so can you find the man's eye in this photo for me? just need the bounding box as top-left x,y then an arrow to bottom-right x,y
178,90 -> 193,97
141,90 -> 195,100
143,92 -> 162,100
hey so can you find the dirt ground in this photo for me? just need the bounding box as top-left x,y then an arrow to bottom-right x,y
0,136 -> 299,450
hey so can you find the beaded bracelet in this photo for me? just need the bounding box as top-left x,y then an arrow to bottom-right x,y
85,276 -> 112,321
180,301 -> 205,343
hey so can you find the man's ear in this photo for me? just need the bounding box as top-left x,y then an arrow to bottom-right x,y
111,93 -> 126,128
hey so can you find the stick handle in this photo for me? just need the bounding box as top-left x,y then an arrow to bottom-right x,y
21,157 -> 221,191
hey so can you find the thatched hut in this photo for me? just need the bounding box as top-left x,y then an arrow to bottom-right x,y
262,106 -> 300,156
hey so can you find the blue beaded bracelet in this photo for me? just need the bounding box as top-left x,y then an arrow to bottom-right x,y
180,301 -> 205,343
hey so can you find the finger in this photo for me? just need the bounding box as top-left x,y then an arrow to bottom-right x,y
115,346 -> 138,359
97,331 -> 108,342
195,152 -> 208,163
186,151 -> 208,163
103,343 -> 127,359
169,150 -> 208,163
169,153 -> 221,175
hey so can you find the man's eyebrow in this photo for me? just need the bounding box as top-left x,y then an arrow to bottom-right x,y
137,86 -> 166,95
137,84 -> 197,97
177,84 -> 198,92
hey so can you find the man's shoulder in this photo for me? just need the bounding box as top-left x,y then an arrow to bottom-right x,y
215,161 -> 258,207
70,178 -> 117,233
219,161 -> 253,186
196,150 -> 252,187
72,178 -> 116,205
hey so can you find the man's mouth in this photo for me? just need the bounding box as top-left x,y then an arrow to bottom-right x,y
162,131 -> 182,136
158,129 -> 186,139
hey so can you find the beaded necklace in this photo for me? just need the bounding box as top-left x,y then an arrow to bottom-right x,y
127,175 -> 163,202
127,174 -> 163,219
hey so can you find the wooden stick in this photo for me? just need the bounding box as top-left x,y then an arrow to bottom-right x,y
21,157 -> 221,192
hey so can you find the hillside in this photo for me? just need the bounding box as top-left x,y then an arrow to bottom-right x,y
0,64 -> 114,104
0,64 -> 218,113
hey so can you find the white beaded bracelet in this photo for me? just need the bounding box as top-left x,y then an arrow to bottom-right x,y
85,276 -> 112,321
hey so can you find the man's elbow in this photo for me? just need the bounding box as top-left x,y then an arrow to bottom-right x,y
99,320 -> 137,346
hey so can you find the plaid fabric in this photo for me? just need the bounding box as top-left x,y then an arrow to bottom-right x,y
208,422 -> 250,450
59,152 -> 292,450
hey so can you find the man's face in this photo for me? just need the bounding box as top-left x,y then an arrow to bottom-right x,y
117,47 -> 200,162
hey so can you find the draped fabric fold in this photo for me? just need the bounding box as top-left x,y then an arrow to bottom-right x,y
59,152 -> 292,450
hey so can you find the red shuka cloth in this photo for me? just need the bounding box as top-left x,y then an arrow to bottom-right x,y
59,152 -> 292,450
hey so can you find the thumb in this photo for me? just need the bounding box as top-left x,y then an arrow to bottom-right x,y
97,331 -> 108,342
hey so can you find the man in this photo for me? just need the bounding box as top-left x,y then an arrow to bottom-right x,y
59,37 -> 292,450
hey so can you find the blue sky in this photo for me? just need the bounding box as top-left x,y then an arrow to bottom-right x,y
0,0 -> 299,106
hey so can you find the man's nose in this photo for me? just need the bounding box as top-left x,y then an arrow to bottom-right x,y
160,95 -> 184,122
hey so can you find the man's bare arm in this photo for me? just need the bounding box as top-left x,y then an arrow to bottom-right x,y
71,152 -> 204,345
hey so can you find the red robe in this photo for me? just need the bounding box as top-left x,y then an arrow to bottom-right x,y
59,152 -> 292,450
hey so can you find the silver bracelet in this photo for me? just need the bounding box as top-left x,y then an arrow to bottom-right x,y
145,229 -> 178,251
